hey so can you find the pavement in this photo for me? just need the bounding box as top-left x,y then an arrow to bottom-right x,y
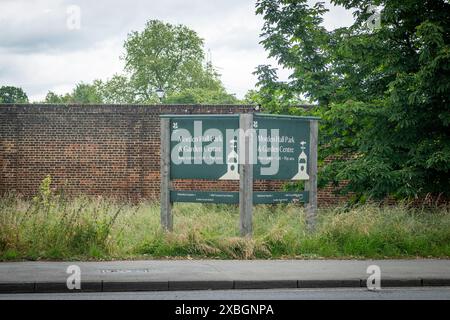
0,259 -> 449,294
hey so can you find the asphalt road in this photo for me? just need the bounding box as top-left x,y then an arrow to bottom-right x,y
1,287 -> 450,300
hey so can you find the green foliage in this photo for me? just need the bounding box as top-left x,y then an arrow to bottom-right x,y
0,86 -> 28,103
93,74 -> 136,104
165,87 -> 239,104
254,0 -> 450,200
122,19 -> 231,103
71,82 -> 103,103
44,91 -> 72,104
124,20 -> 204,97
44,82 -> 103,104
32,175 -> 55,212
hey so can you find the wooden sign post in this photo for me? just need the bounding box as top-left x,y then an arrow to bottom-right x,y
239,113 -> 253,237
160,117 -> 172,231
305,120 -> 318,231
160,113 -> 319,236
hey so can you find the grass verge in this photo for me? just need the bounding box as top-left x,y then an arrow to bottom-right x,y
1,190 -> 449,260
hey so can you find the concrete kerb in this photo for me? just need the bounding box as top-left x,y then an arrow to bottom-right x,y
0,282 -> 35,294
422,278 -> 450,286
1,278 -> 450,294
103,281 -> 168,292
34,281 -> 102,293
298,279 -> 360,288
234,280 -> 297,290
169,280 -> 233,291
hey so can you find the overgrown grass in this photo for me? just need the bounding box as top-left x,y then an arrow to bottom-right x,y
1,187 -> 449,260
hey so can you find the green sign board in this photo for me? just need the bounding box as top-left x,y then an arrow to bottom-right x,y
253,114 -> 310,180
169,115 -> 239,179
170,190 -> 309,204
166,113 -> 314,181
253,191 -> 309,204
170,191 -> 239,204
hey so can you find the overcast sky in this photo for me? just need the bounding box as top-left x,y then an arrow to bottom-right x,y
0,0 -> 355,102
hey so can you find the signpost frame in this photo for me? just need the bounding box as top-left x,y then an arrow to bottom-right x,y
159,113 -> 319,236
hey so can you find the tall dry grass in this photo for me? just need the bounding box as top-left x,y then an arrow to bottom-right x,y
1,178 -> 449,260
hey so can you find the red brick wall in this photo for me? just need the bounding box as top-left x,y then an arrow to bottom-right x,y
0,104 -> 345,206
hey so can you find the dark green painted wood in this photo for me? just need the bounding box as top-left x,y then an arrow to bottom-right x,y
170,190 -> 309,204
169,116 -> 239,179
164,114 -> 318,181
253,191 -> 309,204
170,191 -> 239,204
253,115 -> 311,180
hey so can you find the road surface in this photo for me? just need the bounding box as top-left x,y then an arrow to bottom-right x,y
1,287 -> 450,300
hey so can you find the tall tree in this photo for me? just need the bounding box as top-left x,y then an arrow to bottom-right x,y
88,20 -> 237,104
123,20 -> 210,101
0,86 -> 28,103
255,0 -> 450,201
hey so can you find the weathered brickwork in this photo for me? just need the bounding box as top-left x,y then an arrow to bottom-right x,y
0,104 -> 346,206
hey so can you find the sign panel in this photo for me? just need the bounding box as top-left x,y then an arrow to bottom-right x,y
170,190 -> 309,204
170,191 -> 239,204
253,114 -> 310,180
167,114 -> 313,181
169,115 -> 239,179
253,191 -> 309,204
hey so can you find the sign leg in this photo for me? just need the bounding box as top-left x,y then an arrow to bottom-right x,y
305,120 -> 318,232
160,118 -> 173,231
239,113 -> 253,237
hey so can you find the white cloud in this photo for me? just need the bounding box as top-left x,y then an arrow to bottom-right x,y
0,0 -> 355,102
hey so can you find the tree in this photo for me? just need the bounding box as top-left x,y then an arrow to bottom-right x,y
71,82 -> 103,103
123,20 -> 219,101
44,82 -> 102,104
93,75 -> 137,104
255,0 -> 450,201
165,62 -> 240,104
94,21 -> 238,104
165,88 -> 239,104
44,91 -> 72,104
0,86 -> 28,103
